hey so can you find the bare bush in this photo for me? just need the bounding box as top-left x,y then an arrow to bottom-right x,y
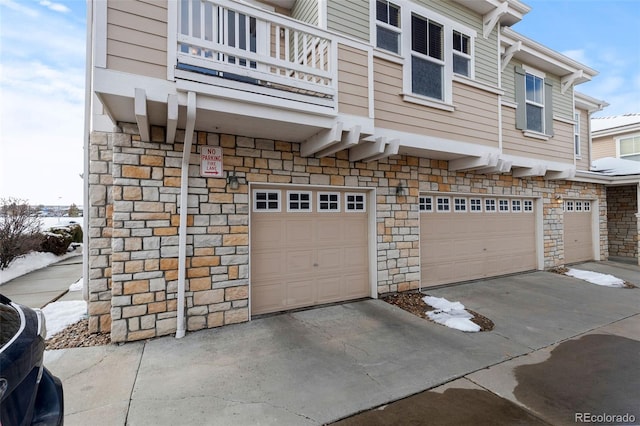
0,198 -> 43,269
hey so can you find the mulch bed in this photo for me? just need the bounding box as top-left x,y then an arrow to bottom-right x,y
45,319 -> 111,350
381,291 -> 494,331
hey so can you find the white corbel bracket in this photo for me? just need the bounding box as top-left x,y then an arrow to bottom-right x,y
301,122 -> 344,157
545,168 -> 576,180
166,94 -> 178,144
501,41 -> 522,71
560,70 -> 584,94
512,164 -> 548,178
316,125 -> 362,157
483,2 -> 509,39
448,152 -> 499,172
134,88 -> 150,142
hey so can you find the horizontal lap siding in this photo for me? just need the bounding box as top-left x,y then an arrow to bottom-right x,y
374,58 -> 499,146
576,109 -> 590,170
291,0 -> 318,25
502,106 -> 574,162
592,136 -> 617,160
107,0 -> 168,80
327,0 -> 369,42
338,44 -> 369,117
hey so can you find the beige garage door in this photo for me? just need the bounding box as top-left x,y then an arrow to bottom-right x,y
251,187 -> 370,315
420,195 -> 537,287
564,199 -> 594,264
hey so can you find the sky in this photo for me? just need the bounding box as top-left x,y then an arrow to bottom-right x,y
0,0 -> 638,206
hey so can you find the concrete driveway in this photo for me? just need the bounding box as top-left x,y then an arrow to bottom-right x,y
44,262 -> 639,425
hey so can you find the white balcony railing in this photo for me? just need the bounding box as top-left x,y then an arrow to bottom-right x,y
177,0 -> 336,100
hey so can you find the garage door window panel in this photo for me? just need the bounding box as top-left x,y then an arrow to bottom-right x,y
524,199 -> 533,212
469,198 -> 482,212
499,199 -> 509,212
436,197 -> 450,212
345,193 -> 366,212
420,196 -> 433,211
512,199 -> 522,212
318,192 -> 340,212
254,190 -> 281,212
287,191 -> 312,212
584,201 -> 591,211
485,199 -> 496,212
565,200 -> 574,212
454,197 -> 467,212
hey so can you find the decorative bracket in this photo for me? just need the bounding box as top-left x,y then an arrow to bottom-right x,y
501,41 -> 522,71
134,88 -> 150,142
301,122 -> 344,157
561,70 -> 584,94
483,2 -> 509,39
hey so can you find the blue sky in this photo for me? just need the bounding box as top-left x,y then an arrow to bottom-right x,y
0,0 -> 638,205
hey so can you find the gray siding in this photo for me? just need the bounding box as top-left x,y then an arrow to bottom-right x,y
291,0 -> 318,25
327,0 -> 369,41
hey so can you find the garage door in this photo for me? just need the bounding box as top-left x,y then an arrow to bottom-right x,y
420,195 -> 537,287
564,199 -> 594,264
251,187 -> 370,315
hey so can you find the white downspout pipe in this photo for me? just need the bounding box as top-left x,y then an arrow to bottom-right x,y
82,0 -> 94,303
176,91 -> 197,339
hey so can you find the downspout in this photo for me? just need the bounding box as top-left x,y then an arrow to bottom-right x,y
176,91 -> 197,339
82,0 -> 94,303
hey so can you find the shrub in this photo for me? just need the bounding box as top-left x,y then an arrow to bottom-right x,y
41,228 -> 73,256
0,198 -> 43,270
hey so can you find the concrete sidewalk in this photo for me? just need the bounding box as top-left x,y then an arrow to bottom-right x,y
43,261 -> 639,426
0,253 -> 83,308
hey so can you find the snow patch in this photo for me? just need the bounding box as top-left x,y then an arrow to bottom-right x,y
42,301 -> 87,339
69,278 -> 83,292
565,269 -> 626,288
423,296 -> 480,332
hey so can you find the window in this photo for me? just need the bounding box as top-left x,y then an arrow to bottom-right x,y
524,200 -> 533,212
287,191 -> 311,212
565,200 -> 574,212
499,199 -> 509,212
419,196 -> 433,211
619,135 -> 640,161
376,0 -> 401,54
346,193 -> 366,212
411,14 -> 444,100
584,201 -> 591,211
318,192 -> 340,211
575,201 -> 583,212
574,113 -> 581,158
470,198 -> 482,212
514,66 -> 553,136
454,197 -> 467,212
512,199 -> 522,212
485,198 -> 496,212
453,31 -> 471,77
436,197 -> 450,212
254,190 -> 280,211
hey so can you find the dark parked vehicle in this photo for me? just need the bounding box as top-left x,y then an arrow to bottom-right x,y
0,294 -> 63,425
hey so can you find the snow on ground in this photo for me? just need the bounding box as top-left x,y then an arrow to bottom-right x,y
0,250 -> 79,285
69,277 -> 83,292
565,269 -> 626,288
423,295 -> 480,332
42,300 -> 87,339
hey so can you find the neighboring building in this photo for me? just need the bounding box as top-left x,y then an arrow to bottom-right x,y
592,114 -> 640,162
84,0 -> 637,343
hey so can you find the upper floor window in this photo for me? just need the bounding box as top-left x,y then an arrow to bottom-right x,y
411,14 -> 444,100
376,0 -> 401,54
514,66 -> 554,136
453,31 -> 471,77
574,112 -> 581,158
619,135 -> 640,161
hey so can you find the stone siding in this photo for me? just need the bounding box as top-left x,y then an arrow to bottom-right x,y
607,185 -> 639,259
88,125 -> 608,342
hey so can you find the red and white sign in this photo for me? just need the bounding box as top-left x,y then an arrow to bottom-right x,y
200,146 -> 223,177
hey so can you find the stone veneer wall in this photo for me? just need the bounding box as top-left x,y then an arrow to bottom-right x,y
88,124 -> 608,342
607,185 -> 639,259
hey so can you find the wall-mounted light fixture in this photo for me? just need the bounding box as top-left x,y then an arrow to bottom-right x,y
227,171 -> 245,190
555,194 -> 563,201
395,183 -> 406,196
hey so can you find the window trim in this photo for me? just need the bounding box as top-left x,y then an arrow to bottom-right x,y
453,197 -> 467,212
253,190 -> 281,212
574,112 -> 581,158
514,65 -> 554,137
419,195 -> 433,212
375,0 -> 402,55
511,199 -> 522,213
436,196 -> 451,212
345,192 -> 367,212
485,198 -> 497,212
317,191 -> 341,212
523,199 -> 534,213
286,190 -> 312,212
498,199 -> 510,212
616,133 -> 640,161
469,198 -> 482,213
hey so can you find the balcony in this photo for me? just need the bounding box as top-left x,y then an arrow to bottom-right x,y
174,0 -> 337,111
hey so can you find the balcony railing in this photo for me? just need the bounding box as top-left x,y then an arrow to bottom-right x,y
177,0 -> 336,100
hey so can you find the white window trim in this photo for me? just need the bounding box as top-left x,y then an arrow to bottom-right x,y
584,201 -> 591,212
454,197 -> 467,212
317,191 -> 341,212
565,200 -> 574,212
374,0 -> 402,55
253,190 -> 281,212
574,112 -> 581,159
485,198 -> 497,212
511,199 -> 522,213
419,195 -> 434,212
345,192 -> 367,212
498,199 -> 510,212
286,190 -> 312,212
436,196 -> 451,212
452,30 -> 474,79
523,199 -> 534,213
469,198 -> 482,213
616,133 -> 640,159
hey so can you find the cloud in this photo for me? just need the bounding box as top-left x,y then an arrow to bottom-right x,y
561,49 -> 589,65
39,0 -> 70,13
0,0 -> 39,18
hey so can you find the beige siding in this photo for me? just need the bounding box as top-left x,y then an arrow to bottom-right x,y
107,0 -> 168,80
592,135 -> 617,160
327,0 -> 369,41
414,0 -> 499,88
291,0 -> 318,25
373,58 -> 499,147
575,108 -> 590,171
337,44 -> 369,117
502,106 -> 574,163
